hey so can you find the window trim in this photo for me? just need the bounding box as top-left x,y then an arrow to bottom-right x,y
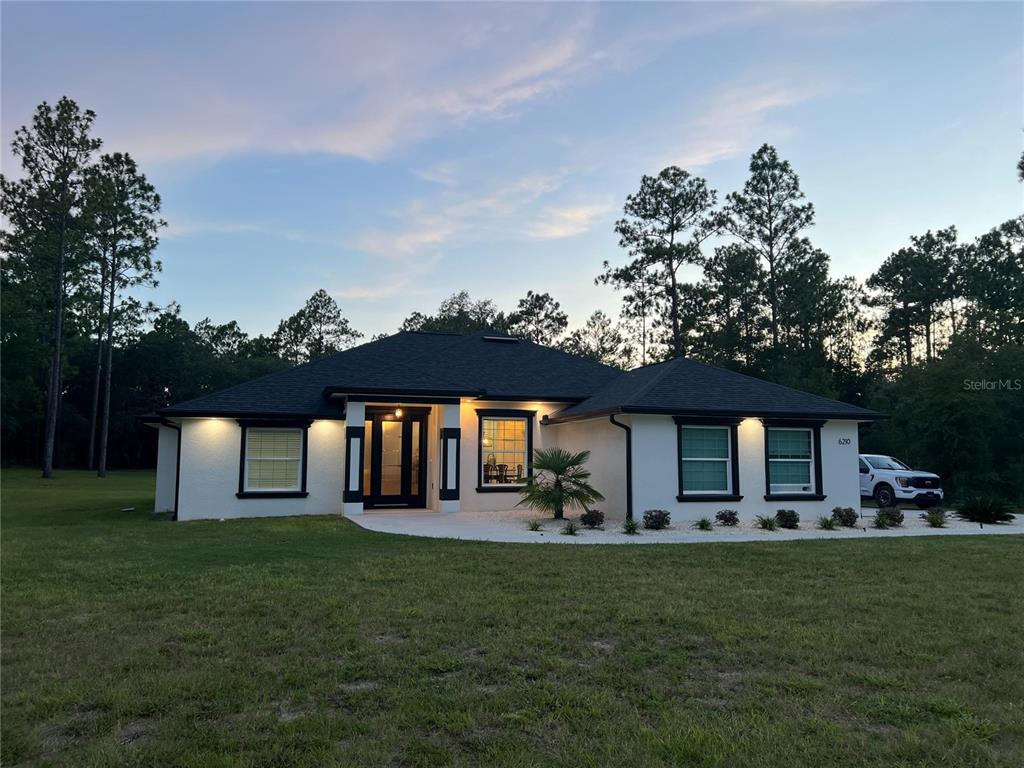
762,419 -> 826,501
674,416 -> 742,503
476,408 -> 534,493
236,419 -> 310,499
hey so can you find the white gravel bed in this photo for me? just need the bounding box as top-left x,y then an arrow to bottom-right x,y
351,507 -> 1024,545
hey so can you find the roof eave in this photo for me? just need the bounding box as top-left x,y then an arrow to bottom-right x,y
544,406 -> 622,424
475,393 -> 588,404
546,405 -> 887,424
322,386 -> 591,403
155,408 -> 344,420
322,386 -> 484,399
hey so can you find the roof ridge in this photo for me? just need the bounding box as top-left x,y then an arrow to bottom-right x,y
331,331 -> 469,391
621,358 -> 682,405
515,336 -> 621,374
625,356 -> 678,372
677,357 -> 872,410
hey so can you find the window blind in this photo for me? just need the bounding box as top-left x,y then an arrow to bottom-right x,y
246,428 -> 302,490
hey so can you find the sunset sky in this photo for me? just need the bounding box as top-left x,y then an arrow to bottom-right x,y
3,1 -> 1021,337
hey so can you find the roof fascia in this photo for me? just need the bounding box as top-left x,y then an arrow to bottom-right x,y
156,408 -> 344,420
474,394 -> 587,404
546,405 -> 885,424
323,386 -> 483,398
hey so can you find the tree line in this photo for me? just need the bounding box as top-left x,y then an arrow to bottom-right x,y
2,98 -> 1021,502
587,145 -> 1023,502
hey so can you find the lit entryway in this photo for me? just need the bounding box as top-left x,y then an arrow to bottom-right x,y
362,408 -> 428,509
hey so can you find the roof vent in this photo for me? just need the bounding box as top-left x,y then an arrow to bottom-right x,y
482,335 -> 520,344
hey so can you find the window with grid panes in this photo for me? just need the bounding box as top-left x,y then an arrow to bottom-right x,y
480,417 -> 529,485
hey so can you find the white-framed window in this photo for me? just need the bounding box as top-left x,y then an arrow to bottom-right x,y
766,427 -> 814,494
243,427 -> 304,492
680,426 -> 732,494
478,411 -> 532,488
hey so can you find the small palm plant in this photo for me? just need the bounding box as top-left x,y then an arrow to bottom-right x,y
517,448 -> 604,521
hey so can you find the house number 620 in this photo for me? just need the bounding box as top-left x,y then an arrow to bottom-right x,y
837,438 -> 851,445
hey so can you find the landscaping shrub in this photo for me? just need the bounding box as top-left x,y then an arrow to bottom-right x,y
775,509 -> 800,529
922,508 -> 948,528
884,506 -> 904,526
754,514 -> 778,531
579,509 -> 604,529
622,518 -> 639,535
874,506 -> 904,529
527,519 -> 544,532
817,515 -> 837,530
561,521 -> 579,536
642,509 -> 671,530
692,516 -> 713,531
956,497 -> 1016,524
831,506 -> 859,527
517,447 -> 604,520
715,509 -> 739,527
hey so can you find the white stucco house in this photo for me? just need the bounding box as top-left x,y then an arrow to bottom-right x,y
146,330 -> 882,523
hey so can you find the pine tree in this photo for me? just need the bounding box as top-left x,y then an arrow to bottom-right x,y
274,289 -> 362,363
0,98 -> 101,477
717,145 -> 814,352
81,152 -> 164,476
507,291 -> 568,345
600,167 -> 716,358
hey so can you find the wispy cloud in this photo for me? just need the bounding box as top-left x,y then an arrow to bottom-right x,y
413,160 -> 461,187
526,201 -> 616,239
342,169 -> 583,298
1,5 -> 605,166
281,14 -> 598,163
668,78 -> 828,169
3,3 -> 799,168
332,258 -> 441,301
354,170 -> 567,254
353,205 -> 459,259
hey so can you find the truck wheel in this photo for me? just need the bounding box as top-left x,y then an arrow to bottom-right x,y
873,484 -> 895,508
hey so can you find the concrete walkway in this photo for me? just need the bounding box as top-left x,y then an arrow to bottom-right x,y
350,508 -> 1024,545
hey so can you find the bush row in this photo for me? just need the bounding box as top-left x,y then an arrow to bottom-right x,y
534,496 -> 1016,535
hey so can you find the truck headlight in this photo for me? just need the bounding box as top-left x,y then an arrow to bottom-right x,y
896,477 -> 910,488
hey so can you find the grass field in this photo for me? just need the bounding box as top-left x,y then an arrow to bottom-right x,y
2,468 -> 1023,767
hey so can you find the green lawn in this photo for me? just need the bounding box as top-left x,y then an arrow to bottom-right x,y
2,469 -> 1022,767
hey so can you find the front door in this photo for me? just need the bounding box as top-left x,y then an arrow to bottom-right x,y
363,409 -> 428,509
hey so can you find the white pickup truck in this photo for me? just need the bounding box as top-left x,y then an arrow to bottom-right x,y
859,454 -> 944,508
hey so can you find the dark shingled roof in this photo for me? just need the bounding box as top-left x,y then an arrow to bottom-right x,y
158,330 -> 882,421
549,356 -> 883,422
158,330 -> 621,418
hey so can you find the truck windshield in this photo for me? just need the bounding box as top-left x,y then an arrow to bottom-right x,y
867,456 -> 911,470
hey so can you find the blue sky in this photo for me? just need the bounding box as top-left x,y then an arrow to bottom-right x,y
2,1 -> 1021,338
